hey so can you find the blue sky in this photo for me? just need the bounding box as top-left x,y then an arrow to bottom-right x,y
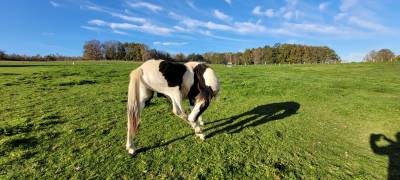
1,0 -> 399,61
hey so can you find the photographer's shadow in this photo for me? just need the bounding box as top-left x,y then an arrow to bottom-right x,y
370,132 -> 400,179
205,101 -> 300,138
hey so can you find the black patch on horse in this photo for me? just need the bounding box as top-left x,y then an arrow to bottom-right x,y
188,64 -> 215,121
188,64 -> 214,111
188,64 -> 205,106
159,61 -> 187,88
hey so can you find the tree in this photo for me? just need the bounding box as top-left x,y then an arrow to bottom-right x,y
242,49 -> 253,65
147,49 -> 173,61
174,53 -> 186,61
324,47 -> 340,64
395,55 -> 400,62
364,50 -> 377,62
187,53 -> 206,62
102,40 -> 125,60
124,43 -> 148,61
376,49 -> 395,62
364,49 -> 395,63
0,50 -> 5,60
252,48 -> 263,64
83,40 -> 103,60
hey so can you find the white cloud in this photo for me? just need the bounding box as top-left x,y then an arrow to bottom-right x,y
224,0 -> 231,5
283,11 -> 293,20
110,13 -> 146,23
171,12 -> 294,36
50,1 -> 60,7
87,18 -> 173,36
205,21 -> 233,31
113,30 -> 128,35
169,12 -> 204,29
334,13 -> 348,21
286,0 -> 298,7
173,25 -> 188,32
83,4 -> 148,24
335,0 -> 389,33
253,0 -> 302,20
170,11 -> 359,38
233,21 -> 267,33
319,2 -> 330,11
214,10 -> 232,21
281,22 -> 358,37
252,6 -> 274,17
340,0 -> 358,11
186,1 -> 197,9
83,3 -> 173,35
171,12 -> 233,32
85,4 -> 103,11
252,6 -> 262,15
109,22 -> 173,35
127,2 -> 162,12
153,41 -> 187,46
199,30 -> 249,42
88,19 -> 107,26
348,16 -> 386,32
265,9 -> 274,17
81,26 -> 102,32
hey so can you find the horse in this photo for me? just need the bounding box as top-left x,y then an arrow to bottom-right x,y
126,59 -> 219,155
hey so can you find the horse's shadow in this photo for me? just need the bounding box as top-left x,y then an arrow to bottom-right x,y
204,101 -> 301,138
136,101 -> 300,154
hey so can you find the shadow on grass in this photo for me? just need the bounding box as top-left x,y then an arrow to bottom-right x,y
0,64 -> 59,67
370,132 -> 400,180
135,133 -> 193,154
135,101 -> 300,154
0,72 -> 21,76
205,101 -> 301,138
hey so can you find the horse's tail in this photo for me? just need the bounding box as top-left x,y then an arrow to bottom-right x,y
127,68 -> 142,138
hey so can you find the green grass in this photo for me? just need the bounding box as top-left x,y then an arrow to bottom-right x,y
0,61 -> 399,179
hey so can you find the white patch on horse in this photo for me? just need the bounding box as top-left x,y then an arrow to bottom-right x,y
203,68 -> 219,93
190,105 -> 204,125
188,102 -> 202,122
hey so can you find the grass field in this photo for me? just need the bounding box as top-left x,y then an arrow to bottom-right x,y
0,61 -> 399,179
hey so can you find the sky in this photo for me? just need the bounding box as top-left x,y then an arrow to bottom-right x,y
0,0 -> 399,62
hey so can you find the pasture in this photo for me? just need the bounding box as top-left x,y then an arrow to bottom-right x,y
0,61 -> 399,178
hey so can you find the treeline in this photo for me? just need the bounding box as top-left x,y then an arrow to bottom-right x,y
363,49 -> 400,63
83,40 -> 341,64
204,44 -> 340,64
82,40 -> 210,62
83,40 -> 175,62
0,50 -> 81,61
1,40 -> 342,64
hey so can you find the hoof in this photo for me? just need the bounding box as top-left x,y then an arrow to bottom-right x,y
196,133 -> 205,141
179,114 -> 188,121
127,148 -> 136,155
198,119 -> 205,126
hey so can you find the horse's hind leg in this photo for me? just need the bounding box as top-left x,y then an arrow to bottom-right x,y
140,85 -> 153,111
126,84 -> 153,154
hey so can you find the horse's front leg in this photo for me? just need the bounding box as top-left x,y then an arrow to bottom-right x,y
190,106 -> 205,125
188,98 -> 209,140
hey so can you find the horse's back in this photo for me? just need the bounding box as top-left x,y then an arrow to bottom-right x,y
139,59 -> 193,96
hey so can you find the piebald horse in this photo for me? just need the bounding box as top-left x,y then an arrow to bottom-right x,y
126,59 -> 219,155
